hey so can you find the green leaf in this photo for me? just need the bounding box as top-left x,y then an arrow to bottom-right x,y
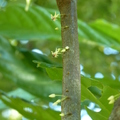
99,86 -> 119,112
90,19 -> 120,42
0,100 -> 7,110
81,75 -> 103,89
0,92 -> 60,120
7,88 -> 35,100
0,88 -> 36,110
0,36 -> 62,99
0,4 -> 61,40
86,107 -> 108,120
97,78 -> 120,90
83,85 -> 119,119
81,75 -> 91,88
46,68 -> 62,80
78,20 -> 120,50
0,4 -> 120,51
33,60 -> 63,80
82,84 -> 109,117
33,60 -> 62,68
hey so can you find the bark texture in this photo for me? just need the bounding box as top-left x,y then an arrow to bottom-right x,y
56,0 -> 81,120
109,97 -> 120,120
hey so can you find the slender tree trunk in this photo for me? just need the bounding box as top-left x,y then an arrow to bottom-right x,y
109,97 -> 120,120
56,0 -> 81,120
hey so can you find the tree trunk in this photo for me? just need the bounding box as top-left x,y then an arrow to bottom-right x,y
56,0 -> 81,120
109,97 -> 120,120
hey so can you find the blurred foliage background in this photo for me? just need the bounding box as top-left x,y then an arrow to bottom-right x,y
0,0 -> 120,120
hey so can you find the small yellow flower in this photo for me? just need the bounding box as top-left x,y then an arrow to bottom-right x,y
51,46 -> 69,58
25,0 -> 31,11
65,46 -> 69,50
55,27 -> 59,30
108,96 -> 114,101
61,49 -> 66,53
9,39 -> 18,46
108,95 -> 115,104
51,12 -> 59,21
61,46 -> 69,53
49,94 -> 56,98
59,113 -> 64,117
53,99 -> 61,106
109,99 -> 115,104
51,48 -> 61,58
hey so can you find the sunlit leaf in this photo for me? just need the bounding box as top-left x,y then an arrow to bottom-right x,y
86,107 -> 108,120
0,4 -> 120,51
0,4 -> 61,40
0,36 -> 62,99
90,19 -> 120,42
84,86 -> 119,119
0,92 -> 60,120
33,60 -> 63,80
33,60 -> 62,68
78,20 -> 120,50
46,68 -> 62,80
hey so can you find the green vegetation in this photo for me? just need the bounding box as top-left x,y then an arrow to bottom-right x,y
0,0 -> 120,120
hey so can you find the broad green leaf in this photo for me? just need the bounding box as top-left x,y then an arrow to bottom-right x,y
46,68 -> 62,80
33,60 -> 62,68
98,78 -> 120,90
81,75 -> 91,88
81,75 -> 103,90
33,60 -> 63,80
90,19 -> 120,42
0,4 -> 120,51
0,36 -> 62,99
81,84 -> 110,117
86,107 -> 108,120
91,80 -> 103,90
84,85 -> 119,119
0,88 -> 35,110
0,100 -> 7,110
99,86 -> 119,112
21,50 -> 52,65
78,20 -> 120,50
81,76 -> 103,98
0,4 -> 61,40
0,92 -> 60,120
7,88 -> 36,100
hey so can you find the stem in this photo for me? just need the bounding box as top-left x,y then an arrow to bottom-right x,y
56,0 -> 81,120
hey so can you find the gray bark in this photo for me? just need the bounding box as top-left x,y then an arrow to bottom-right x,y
56,0 -> 81,120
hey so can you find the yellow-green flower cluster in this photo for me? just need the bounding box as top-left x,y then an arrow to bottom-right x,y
49,94 -> 56,98
49,93 -> 68,117
51,12 -> 59,21
108,93 -> 120,104
51,46 -> 69,58
59,113 -> 64,117
108,96 -> 115,104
